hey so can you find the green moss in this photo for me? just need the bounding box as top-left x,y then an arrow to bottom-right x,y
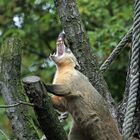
0,38 -> 23,57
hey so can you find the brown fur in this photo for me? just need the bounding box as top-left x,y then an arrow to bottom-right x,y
48,33 -> 122,140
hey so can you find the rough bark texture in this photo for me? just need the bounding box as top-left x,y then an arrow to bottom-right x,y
54,0 -> 117,120
0,38 -> 39,140
23,76 -> 67,140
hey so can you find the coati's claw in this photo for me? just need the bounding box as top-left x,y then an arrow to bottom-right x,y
58,112 -> 69,122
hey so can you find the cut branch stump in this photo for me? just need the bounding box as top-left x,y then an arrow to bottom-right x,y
23,76 -> 67,140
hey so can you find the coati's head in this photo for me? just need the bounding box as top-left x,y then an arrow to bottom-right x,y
50,32 -> 79,68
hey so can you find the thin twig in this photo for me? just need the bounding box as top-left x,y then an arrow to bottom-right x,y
0,100 -> 34,108
0,128 -> 9,140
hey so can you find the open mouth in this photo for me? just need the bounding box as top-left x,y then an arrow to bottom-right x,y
50,31 -> 66,62
56,38 -> 65,56
53,32 -> 66,57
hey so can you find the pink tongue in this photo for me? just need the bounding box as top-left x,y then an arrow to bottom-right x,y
56,37 -> 65,56
57,44 -> 64,56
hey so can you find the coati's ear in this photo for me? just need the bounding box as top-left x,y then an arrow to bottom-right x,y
69,55 -> 81,69
44,84 -> 70,96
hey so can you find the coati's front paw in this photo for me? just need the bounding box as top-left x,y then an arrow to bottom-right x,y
58,111 -> 69,122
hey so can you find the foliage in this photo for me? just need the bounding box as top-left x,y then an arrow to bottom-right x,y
0,98 -> 13,140
0,0 -> 133,139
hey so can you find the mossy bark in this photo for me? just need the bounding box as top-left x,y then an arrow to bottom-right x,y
0,38 -> 39,140
23,76 -> 67,140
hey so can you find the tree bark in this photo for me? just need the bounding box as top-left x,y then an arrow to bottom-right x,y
54,0 -> 117,120
23,76 -> 67,140
0,38 -> 39,140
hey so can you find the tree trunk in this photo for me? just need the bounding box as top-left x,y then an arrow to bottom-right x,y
0,38 -> 39,140
23,76 -> 67,140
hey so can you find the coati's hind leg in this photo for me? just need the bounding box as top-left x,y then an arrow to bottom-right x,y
85,116 -> 109,140
68,123 -> 85,140
51,95 -> 66,112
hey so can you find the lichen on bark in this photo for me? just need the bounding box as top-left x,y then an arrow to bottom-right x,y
0,37 -> 39,140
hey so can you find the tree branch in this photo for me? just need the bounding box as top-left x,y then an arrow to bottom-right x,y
0,100 -> 34,108
22,76 -> 67,140
0,37 -> 39,140
54,0 -> 117,120
0,129 -> 9,140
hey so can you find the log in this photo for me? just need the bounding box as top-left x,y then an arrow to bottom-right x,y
22,76 -> 67,140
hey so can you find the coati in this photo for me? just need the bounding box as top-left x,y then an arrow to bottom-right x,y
46,32 -> 122,140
